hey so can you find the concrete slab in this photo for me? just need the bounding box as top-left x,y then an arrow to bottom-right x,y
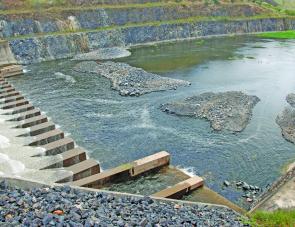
70,152 -> 171,188
131,151 -> 170,176
0,94 -> 24,104
57,159 -> 100,183
0,84 -> 12,90
41,148 -> 87,169
0,86 -> 15,94
69,164 -> 132,188
28,121 -> 56,136
0,91 -> 20,99
29,129 -> 64,146
16,114 -> 48,128
9,108 -> 41,121
41,137 -> 75,156
152,176 -> 204,199
1,99 -> 29,109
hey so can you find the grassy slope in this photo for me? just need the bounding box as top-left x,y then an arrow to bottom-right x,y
274,0 -> 295,9
257,30 -> 295,39
245,210 -> 295,227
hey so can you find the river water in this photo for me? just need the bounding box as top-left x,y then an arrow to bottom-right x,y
5,36 -> 295,205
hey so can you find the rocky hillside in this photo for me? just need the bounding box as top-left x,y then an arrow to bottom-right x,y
0,0 -> 294,64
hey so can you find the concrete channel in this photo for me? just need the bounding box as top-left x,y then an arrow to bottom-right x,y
0,64 -> 245,214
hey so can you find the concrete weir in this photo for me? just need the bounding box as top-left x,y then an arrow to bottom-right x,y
0,66 -> 206,203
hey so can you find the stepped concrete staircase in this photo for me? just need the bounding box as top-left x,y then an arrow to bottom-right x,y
0,64 -> 205,201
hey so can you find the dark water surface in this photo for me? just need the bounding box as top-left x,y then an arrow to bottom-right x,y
9,36 -> 295,205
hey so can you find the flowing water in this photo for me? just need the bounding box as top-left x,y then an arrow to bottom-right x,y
4,36 -> 295,206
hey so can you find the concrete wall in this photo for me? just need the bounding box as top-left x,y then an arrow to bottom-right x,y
8,17 -> 295,64
0,41 -> 17,66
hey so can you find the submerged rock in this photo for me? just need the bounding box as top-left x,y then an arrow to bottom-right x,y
73,61 -> 190,96
286,93 -> 295,108
72,47 -> 131,61
276,107 -> 295,144
161,91 -> 260,132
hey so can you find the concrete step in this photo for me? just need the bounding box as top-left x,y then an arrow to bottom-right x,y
42,148 -> 87,169
29,129 -> 64,146
0,82 -> 9,87
56,159 -> 100,183
9,108 -> 41,121
0,91 -> 20,99
131,151 -> 170,177
8,103 -> 34,114
70,151 -> 170,188
0,65 -> 23,78
151,176 -> 204,199
0,86 -> 15,94
16,114 -> 47,128
1,99 -> 29,110
40,137 -> 75,156
0,84 -> 12,90
0,94 -> 24,104
28,121 -> 56,136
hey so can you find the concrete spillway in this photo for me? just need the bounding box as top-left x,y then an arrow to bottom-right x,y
0,65 -> 206,202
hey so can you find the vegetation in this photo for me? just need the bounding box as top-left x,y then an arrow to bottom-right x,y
257,30 -> 295,39
245,210 -> 295,227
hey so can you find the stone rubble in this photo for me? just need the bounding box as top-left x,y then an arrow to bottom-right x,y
0,181 -> 244,226
161,91 -> 260,132
73,61 -> 190,96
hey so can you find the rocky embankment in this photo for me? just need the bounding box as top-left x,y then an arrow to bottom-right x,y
276,93 -> 295,144
161,91 -> 260,132
72,47 -> 131,61
74,61 -> 190,96
286,93 -> 295,108
0,181 -> 243,226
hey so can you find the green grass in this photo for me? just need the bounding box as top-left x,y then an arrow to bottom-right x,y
245,210 -> 295,227
257,30 -> 295,39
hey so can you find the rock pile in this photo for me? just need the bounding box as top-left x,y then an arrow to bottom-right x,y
73,61 -> 190,96
161,91 -> 260,132
276,93 -> 295,144
0,181 -> 243,226
223,180 -> 261,204
72,47 -> 131,61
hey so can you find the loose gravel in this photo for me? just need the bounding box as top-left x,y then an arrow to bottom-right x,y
0,180 -> 244,226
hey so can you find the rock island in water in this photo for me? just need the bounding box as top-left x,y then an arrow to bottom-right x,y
276,107 -> 295,144
161,91 -> 260,132
73,61 -> 190,96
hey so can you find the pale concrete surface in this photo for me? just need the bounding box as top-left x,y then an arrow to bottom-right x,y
259,176 -> 295,211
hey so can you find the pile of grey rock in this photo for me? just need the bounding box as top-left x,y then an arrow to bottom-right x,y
72,47 -> 131,61
0,181 -> 243,226
73,61 -> 190,96
161,91 -> 260,132
276,93 -> 295,144
223,180 -> 260,203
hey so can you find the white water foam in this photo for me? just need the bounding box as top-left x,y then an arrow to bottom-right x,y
177,166 -> 197,177
0,153 -> 25,175
95,98 -> 123,105
54,72 -> 76,83
0,135 -> 10,149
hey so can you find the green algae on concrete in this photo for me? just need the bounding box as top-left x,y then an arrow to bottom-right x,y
257,30 -> 295,39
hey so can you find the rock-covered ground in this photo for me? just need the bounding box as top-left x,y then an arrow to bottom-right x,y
276,107 -> 295,144
286,93 -> 295,108
161,91 -> 260,132
72,47 -> 131,61
276,93 -> 295,144
0,181 -> 244,226
73,61 -> 190,96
